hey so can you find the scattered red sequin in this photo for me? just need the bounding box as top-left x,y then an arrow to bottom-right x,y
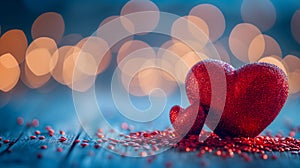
30,135 -> 37,140
32,119 -> 39,127
34,130 -> 41,135
57,147 -> 63,152
3,139 -> 10,144
17,117 -> 24,125
39,136 -> 45,140
40,145 -> 47,149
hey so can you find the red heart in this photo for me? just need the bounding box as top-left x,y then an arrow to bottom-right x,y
185,60 -> 289,138
169,103 -> 207,136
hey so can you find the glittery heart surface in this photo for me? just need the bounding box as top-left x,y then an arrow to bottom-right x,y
185,60 -> 289,138
169,103 -> 207,136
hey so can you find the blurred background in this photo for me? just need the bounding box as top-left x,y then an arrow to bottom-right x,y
0,0 -> 300,136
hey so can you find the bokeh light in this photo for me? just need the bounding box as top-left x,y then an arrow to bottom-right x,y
120,0 -> 159,34
0,53 -> 20,92
189,4 -> 225,42
229,23 -> 262,63
241,0 -> 276,31
76,36 -> 111,75
31,12 -> 65,43
248,34 -> 282,62
258,56 -> 287,75
0,29 -> 28,64
291,10 -> 300,44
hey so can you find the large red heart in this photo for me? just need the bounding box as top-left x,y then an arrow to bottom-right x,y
185,60 -> 289,138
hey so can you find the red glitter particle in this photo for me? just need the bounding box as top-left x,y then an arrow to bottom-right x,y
74,139 -> 80,144
30,136 -> 37,140
59,130 -> 65,135
81,143 -> 89,147
59,137 -> 67,142
17,117 -> 24,125
40,145 -> 47,149
35,130 -> 41,135
37,153 -> 43,159
94,144 -> 101,149
57,147 -> 63,152
39,136 -> 45,140
121,122 -> 129,130
82,140 -> 89,143
3,139 -> 10,144
165,161 -> 172,168
32,119 -> 39,127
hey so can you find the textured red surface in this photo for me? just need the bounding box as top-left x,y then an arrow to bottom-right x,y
185,60 -> 289,138
170,103 -> 207,136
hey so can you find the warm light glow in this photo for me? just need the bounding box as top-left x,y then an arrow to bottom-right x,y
291,10 -> 300,44
76,36 -> 111,75
31,12 -> 65,43
21,63 -> 51,89
98,16 -> 134,53
0,29 -> 28,64
258,56 -> 287,75
120,0 -> 160,34
288,70 -> 300,94
26,48 -> 52,76
282,55 -> 300,73
248,34 -> 282,62
51,46 -> 81,85
27,37 -> 57,55
229,23 -> 262,63
174,51 -> 208,83
171,16 -> 209,51
189,4 -> 225,42
186,15 -> 209,39
117,40 -> 152,65
241,0 -> 276,31
215,42 -> 230,63
0,53 -> 20,92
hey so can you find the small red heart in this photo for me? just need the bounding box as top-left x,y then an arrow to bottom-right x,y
185,60 -> 289,138
169,103 -> 207,136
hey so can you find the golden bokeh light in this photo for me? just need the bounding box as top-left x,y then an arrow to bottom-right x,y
76,37 -> 111,75
98,16 -> 134,53
138,67 -> 177,96
0,53 -> 20,92
27,37 -> 57,56
174,51 -> 209,83
282,55 -> 300,73
120,58 -> 177,97
258,56 -> 287,75
120,0 -> 160,34
171,16 -> 209,51
31,12 -> 65,43
158,40 -> 193,59
189,4 -> 225,42
288,70 -> 300,94
213,42 -> 230,63
248,34 -> 282,62
186,15 -> 209,39
241,0 -> 276,31
26,48 -> 52,76
291,10 -> 300,44
0,29 -> 28,64
21,63 -> 51,89
117,40 -> 152,64
51,46 -> 81,85
229,23 -> 262,63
